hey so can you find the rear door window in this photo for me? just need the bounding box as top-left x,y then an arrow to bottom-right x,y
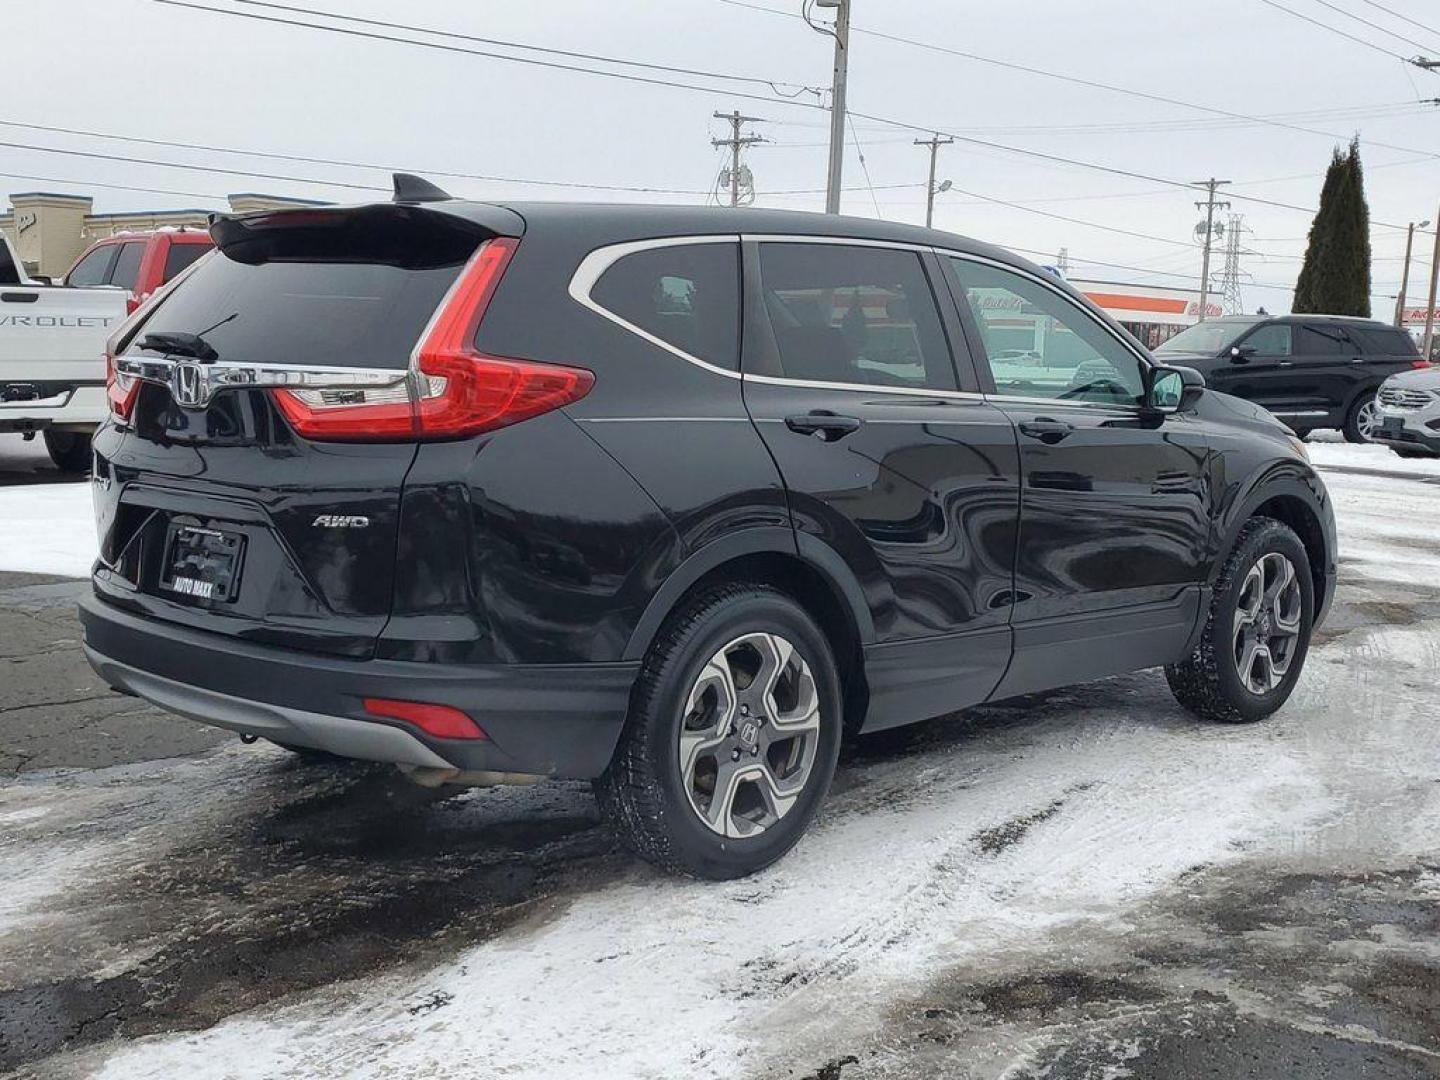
109,242 -> 147,292
67,245 -> 118,286
1296,325 -> 1348,355
130,252 -> 467,369
756,242 -> 956,390
589,241 -> 740,370
162,241 -> 211,283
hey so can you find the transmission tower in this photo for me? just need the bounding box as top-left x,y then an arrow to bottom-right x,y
1216,212 -> 1249,315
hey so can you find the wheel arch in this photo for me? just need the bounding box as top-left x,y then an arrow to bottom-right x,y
622,529 -> 875,734
1217,473 -> 1331,619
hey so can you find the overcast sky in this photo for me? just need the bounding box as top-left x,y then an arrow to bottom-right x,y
7,0 -> 1440,313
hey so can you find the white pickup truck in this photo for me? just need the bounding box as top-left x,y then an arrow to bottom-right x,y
1,234 -> 129,471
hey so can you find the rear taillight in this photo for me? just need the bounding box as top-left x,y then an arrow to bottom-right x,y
105,352 -> 140,421
273,237 -> 594,442
1411,359 -> 1431,369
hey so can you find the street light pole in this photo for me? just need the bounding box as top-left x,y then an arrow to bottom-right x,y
819,0 -> 851,215
1395,219 -> 1430,327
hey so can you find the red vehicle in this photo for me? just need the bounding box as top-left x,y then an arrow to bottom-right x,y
64,229 -> 213,311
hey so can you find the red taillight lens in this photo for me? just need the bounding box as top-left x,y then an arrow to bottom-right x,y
363,698 -> 487,741
272,237 -> 594,442
105,352 -> 140,421
1412,359 -> 1431,369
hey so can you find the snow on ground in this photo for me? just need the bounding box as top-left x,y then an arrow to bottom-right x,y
25,461 -> 1428,1080
0,480 -> 96,577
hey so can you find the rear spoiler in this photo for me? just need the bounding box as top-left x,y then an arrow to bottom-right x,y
208,174 -> 523,268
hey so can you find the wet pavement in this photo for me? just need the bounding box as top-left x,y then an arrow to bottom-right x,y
1,461 -> 1438,1078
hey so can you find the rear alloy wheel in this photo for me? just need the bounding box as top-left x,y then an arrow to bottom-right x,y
42,430 -> 92,474
1344,391 -> 1379,443
1166,517 -> 1314,723
596,584 -> 841,879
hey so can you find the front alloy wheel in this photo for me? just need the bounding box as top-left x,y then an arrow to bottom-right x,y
1231,552 -> 1303,694
1346,392 -> 1379,443
680,633 -> 821,839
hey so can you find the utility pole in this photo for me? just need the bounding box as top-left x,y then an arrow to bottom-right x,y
1056,247 -> 1070,274
817,0 -> 851,215
1423,205 -> 1440,360
1194,178 -> 1231,323
1394,218 -> 1431,327
712,111 -> 766,208
1218,213 -> 1247,315
914,133 -> 954,228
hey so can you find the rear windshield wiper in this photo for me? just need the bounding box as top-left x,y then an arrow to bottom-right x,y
136,330 -> 220,363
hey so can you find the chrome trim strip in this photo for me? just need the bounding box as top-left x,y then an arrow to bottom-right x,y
568,235 -> 742,380
115,355 -> 409,409
1270,409 -> 1329,418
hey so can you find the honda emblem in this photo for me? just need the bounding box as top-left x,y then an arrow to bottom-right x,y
172,362 -> 206,409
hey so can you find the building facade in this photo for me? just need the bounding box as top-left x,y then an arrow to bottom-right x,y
0,191 -> 325,279
1071,278 -> 1223,350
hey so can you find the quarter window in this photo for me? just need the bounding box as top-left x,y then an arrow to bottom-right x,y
757,243 -> 955,390
1242,324 -> 1291,355
590,242 -> 740,370
67,245 -> 118,287
949,258 -> 1146,406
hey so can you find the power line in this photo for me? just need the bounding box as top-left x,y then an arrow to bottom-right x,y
1354,0 -> 1440,40
714,0 -> 1440,154
1303,0 -> 1440,51
0,118 -> 719,195
0,171 -> 228,202
1254,0 -> 1422,63
229,0 -> 816,95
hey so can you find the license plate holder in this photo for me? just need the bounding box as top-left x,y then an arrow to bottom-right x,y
1382,417 -> 1403,437
160,523 -> 245,603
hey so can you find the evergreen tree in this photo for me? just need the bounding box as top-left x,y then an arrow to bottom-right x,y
1293,138 -> 1372,316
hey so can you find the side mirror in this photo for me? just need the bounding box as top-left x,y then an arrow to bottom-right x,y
1229,344 -> 1255,364
1148,365 -> 1205,413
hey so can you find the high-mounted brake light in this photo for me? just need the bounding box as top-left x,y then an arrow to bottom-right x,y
272,237 -> 594,442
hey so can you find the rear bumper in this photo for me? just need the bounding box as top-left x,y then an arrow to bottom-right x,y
0,384 -> 106,431
79,594 -> 638,779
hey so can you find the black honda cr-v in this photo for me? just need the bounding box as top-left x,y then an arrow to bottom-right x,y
80,176 -> 1336,879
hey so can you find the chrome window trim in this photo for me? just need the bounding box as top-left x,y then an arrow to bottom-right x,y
567,235 -> 742,380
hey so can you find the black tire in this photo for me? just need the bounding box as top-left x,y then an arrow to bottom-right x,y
1166,517 -> 1314,724
1342,390 -> 1378,444
1290,427 -> 1312,441
43,430 -> 93,474
595,583 -> 842,879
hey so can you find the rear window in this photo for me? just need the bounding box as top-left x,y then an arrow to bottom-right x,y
162,241 -> 211,283
129,253 -> 467,370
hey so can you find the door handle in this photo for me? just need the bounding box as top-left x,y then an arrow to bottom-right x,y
1278,360 -> 1295,368
785,411 -> 862,441
784,410 -> 862,442
1017,418 -> 1074,444
1349,357 -> 1365,364
0,292 -> 38,303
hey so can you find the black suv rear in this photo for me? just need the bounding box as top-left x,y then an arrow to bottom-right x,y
1154,313 -> 1426,441
81,178 -> 1336,878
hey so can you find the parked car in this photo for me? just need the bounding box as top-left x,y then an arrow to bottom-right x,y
79,177 -> 1337,879
65,229 -> 213,312
1371,365 -> 1440,458
0,235 -> 130,471
1154,313 -> 1427,442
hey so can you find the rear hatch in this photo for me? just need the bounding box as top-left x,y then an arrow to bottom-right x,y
93,202 -> 523,659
